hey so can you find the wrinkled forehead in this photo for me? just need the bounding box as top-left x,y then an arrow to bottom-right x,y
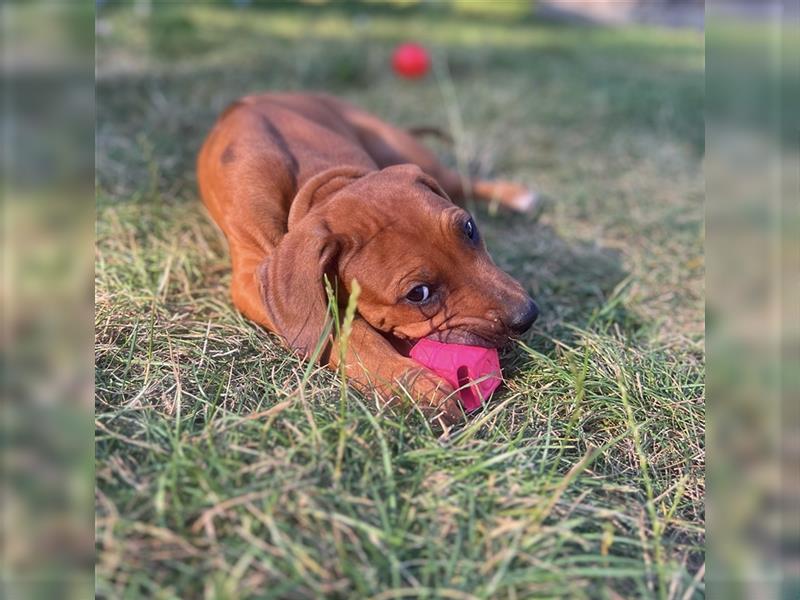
344,166 -> 453,208
356,200 -> 461,246
346,204 -> 470,279
336,180 -> 456,234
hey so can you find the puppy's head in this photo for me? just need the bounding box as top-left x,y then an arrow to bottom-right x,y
259,164 -> 538,357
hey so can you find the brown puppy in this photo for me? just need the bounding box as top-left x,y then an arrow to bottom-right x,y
197,93 -> 539,425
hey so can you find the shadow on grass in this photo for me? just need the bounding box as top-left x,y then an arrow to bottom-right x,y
474,206 -> 641,380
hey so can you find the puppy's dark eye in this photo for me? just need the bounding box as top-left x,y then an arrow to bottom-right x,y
464,217 -> 478,242
406,285 -> 431,304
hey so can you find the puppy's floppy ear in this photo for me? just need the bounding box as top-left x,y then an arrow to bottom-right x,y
257,166 -> 367,359
287,165 -> 370,228
257,217 -> 342,359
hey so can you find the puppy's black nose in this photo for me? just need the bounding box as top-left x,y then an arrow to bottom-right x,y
508,299 -> 539,334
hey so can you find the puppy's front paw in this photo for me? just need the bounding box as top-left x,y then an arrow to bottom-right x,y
402,365 -> 463,426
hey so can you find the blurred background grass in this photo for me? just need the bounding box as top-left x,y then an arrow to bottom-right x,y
2,2 -> 94,599
705,5 -> 799,597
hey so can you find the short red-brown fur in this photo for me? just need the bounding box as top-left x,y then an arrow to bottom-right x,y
197,93 -> 535,426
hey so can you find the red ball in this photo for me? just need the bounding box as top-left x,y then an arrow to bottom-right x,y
392,43 -> 430,79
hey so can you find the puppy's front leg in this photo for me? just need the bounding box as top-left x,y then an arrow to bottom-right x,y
330,317 -> 462,425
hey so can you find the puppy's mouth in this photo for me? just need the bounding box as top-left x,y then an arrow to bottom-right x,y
385,328 -> 508,357
423,329 -> 506,349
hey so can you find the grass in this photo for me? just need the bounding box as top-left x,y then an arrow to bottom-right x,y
95,3 -> 704,598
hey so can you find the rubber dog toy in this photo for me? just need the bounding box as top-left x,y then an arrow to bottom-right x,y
410,339 -> 502,412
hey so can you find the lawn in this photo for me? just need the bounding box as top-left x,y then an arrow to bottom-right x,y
95,3 -> 705,598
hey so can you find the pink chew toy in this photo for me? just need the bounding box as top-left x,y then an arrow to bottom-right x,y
410,339 -> 502,412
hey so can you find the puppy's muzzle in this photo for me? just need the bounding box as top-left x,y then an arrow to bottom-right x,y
507,298 -> 539,335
